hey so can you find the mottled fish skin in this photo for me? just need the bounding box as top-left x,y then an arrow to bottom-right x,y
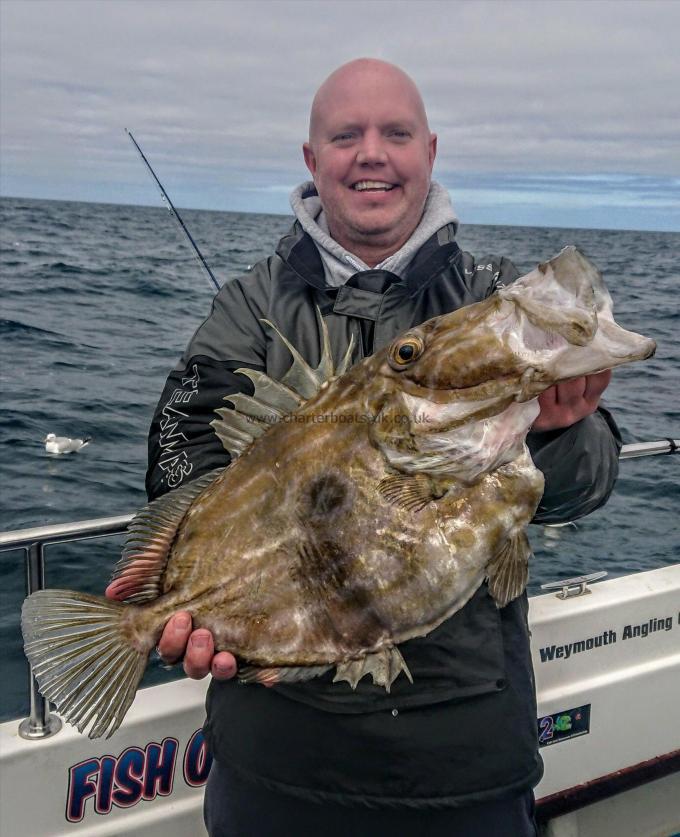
22,246 -> 656,738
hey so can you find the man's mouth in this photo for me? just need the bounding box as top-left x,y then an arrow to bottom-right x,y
351,180 -> 396,192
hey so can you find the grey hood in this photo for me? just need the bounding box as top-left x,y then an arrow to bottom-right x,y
289,180 -> 459,288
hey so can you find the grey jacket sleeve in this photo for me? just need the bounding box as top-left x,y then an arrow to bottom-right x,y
527,406 -> 622,525
146,268 -> 269,501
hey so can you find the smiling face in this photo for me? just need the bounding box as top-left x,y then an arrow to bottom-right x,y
303,59 -> 437,266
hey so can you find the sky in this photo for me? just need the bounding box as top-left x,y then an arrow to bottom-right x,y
1,0 -> 678,231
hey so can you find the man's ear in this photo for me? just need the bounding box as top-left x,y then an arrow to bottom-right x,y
428,133 -> 438,170
303,142 -> 317,177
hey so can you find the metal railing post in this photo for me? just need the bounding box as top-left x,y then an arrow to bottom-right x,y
18,542 -> 62,740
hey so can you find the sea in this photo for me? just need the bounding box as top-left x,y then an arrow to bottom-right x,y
1,195 -> 678,722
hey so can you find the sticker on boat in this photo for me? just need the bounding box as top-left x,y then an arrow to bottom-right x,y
538,705 -> 591,748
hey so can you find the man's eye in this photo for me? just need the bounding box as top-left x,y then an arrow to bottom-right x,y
390,130 -> 411,140
333,133 -> 355,142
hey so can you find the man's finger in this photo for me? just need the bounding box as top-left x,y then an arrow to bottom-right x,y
555,377 -> 586,406
211,651 -> 238,681
537,385 -> 557,410
184,629 -> 215,679
584,369 -> 612,401
157,611 -> 193,664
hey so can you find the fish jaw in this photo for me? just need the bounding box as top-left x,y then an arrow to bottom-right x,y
500,245 -> 605,346
513,314 -> 656,400
499,246 -> 656,394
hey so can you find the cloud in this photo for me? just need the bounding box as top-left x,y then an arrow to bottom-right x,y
1,0 -> 678,229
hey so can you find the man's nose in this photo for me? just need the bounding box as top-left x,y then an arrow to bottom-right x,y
356,132 -> 387,165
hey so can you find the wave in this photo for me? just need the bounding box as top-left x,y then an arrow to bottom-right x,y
0,318 -> 100,351
0,318 -> 67,340
46,261 -> 111,276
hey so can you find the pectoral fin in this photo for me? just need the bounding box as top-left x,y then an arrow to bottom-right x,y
486,530 -> 531,608
377,474 -> 437,512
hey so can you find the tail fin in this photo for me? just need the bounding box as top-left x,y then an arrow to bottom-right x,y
21,590 -> 149,739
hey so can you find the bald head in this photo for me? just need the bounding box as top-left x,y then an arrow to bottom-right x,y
309,59 -> 430,144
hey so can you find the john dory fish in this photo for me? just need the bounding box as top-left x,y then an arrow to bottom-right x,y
22,247 -> 655,738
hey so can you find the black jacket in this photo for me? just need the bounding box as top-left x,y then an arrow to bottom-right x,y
147,222 -> 622,806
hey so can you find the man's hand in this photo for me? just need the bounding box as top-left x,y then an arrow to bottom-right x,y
104,583 -> 236,681
532,370 -> 611,432
155,613 -> 237,681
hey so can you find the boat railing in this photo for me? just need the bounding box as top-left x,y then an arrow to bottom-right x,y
0,514 -> 134,740
1,439 -> 677,741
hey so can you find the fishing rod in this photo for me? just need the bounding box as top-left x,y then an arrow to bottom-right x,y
125,129 -> 220,294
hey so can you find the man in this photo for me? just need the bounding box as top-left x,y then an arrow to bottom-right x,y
108,59 -> 619,835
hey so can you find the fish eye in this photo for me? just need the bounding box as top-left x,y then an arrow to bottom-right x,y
389,336 -> 424,369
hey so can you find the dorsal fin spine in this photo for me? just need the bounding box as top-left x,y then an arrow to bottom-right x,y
211,308 -> 354,462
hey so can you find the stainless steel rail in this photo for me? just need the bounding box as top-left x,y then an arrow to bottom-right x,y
0,514 -> 134,740
618,439 -> 679,459
1,439 -> 676,741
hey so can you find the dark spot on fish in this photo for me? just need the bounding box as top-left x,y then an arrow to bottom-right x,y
291,537 -> 385,646
300,473 -> 354,523
291,539 -> 348,591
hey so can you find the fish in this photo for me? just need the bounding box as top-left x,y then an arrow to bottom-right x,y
44,433 -> 91,454
22,246 -> 655,738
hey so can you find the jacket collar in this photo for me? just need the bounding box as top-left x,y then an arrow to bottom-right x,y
276,221 -> 461,299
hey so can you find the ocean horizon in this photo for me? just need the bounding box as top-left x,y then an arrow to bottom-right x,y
3,192 -> 678,236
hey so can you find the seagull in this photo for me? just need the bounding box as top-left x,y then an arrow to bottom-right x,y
44,433 -> 92,455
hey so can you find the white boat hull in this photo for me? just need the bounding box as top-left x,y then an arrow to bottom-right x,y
2,564 -> 679,836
